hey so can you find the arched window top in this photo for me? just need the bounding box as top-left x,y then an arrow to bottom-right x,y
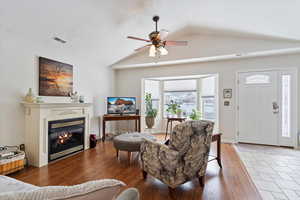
245,74 -> 270,84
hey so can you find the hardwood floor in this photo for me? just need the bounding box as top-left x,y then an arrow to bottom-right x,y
9,138 -> 261,200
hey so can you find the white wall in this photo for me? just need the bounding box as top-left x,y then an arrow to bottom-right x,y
0,31 -> 113,146
114,53 -> 300,142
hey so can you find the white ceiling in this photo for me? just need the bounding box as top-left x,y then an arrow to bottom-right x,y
1,0 -> 300,65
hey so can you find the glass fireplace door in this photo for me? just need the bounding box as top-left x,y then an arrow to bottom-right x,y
48,118 -> 85,161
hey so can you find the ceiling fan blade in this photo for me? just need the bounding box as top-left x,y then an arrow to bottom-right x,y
165,41 -> 188,46
159,29 -> 169,40
134,44 -> 151,51
127,36 -> 151,42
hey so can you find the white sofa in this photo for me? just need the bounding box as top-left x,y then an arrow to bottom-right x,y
0,175 -> 139,200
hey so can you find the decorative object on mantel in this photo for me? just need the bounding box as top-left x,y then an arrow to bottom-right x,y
0,146 -> 25,175
69,91 -> 79,103
79,95 -> 85,103
24,88 -> 35,103
39,57 -> 73,96
35,96 -> 44,103
145,93 -> 158,129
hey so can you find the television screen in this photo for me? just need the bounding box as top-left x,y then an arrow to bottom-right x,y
107,97 -> 136,114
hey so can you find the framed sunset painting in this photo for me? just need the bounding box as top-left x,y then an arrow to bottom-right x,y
39,57 -> 73,96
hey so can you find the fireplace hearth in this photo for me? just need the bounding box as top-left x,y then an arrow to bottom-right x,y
48,118 -> 85,162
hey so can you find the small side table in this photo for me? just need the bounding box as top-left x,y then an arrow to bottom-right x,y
165,117 -> 186,140
208,133 -> 222,168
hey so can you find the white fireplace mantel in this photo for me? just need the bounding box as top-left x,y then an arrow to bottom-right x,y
22,102 -> 92,167
22,102 -> 92,108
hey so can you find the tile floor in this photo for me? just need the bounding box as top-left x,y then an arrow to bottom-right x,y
235,144 -> 300,200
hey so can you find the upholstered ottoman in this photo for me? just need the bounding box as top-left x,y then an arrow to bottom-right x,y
113,133 -> 156,163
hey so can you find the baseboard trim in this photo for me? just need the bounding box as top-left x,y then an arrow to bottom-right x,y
221,138 -> 237,144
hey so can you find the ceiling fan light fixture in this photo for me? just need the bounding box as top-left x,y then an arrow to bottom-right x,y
159,29 -> 169,40
149,45 -> 156,57
127,16 -> 188,57
158,46 -> 168,56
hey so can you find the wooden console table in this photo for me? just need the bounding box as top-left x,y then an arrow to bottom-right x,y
102,115 -> 141,141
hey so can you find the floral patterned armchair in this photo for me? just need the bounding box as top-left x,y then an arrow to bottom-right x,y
140,120 -> 214,188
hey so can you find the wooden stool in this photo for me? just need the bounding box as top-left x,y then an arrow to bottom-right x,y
165,117 -> 186,140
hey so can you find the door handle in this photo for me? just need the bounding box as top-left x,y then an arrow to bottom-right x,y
272,102 -> 279,114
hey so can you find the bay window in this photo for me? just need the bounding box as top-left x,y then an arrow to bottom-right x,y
144,75 -> 217,124
163,79 -> 197,117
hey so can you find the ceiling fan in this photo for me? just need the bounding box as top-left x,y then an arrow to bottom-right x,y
127,15 -> 188,57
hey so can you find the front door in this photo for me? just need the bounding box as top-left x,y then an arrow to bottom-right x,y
237,69 -> 297,147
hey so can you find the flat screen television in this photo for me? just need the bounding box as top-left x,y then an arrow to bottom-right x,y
107,97 -> 136,114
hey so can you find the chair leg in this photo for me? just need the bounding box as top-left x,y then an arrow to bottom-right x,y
142,171 -> 147,179
217,158 -> 223,168
199,175 -> 205,187
116,149 -> 119,158
168,187 -> 176,199
128,152 -> 131,164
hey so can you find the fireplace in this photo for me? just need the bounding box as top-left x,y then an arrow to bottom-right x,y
48,118 -> 85,162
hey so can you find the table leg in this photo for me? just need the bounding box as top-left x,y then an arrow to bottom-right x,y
135,119 -> 138,132
138,118 -> 141,132
102,120 -> 106,142
128,152 -> 131,164
217,135 -> 222,168
165,120 -> 169,140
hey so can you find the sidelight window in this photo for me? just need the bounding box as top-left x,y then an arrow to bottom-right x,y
281,75 -> 291,138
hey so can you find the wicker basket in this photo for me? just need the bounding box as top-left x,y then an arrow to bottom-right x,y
0,150 -> 25,175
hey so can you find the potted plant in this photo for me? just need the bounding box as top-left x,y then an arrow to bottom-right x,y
189,109 -> 202,120
166,100 -> 181,117
145,93 -> 158,129
177,108 -> 183,118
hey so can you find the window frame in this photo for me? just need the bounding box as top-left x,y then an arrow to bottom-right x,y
201,95 -> 216,121
144,77 -> 218,120
163,78 -> 199,118
245,74 -> 271,85
161,78 -> 217,121
163,90 -> 198,118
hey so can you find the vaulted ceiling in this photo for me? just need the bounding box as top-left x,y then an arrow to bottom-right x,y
1,0 -> 300,65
